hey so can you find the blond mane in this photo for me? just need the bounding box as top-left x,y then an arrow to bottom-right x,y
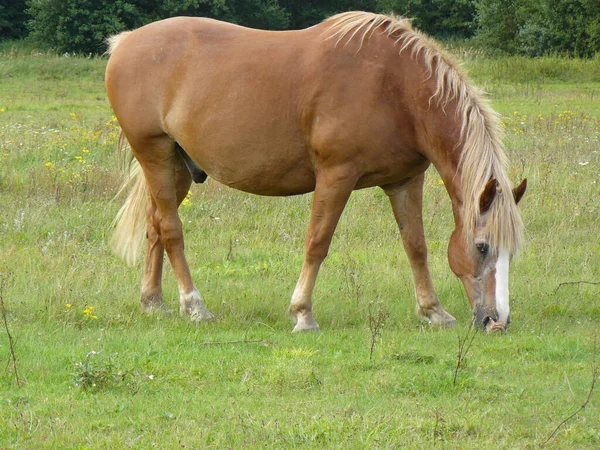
324,12 -> 523,255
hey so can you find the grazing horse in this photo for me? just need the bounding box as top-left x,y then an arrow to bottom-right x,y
105,12 -> 526,333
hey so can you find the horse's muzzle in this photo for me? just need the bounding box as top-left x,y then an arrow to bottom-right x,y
474,305 -> 508,333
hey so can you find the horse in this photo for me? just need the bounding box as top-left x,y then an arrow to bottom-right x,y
105,11 -> 526,333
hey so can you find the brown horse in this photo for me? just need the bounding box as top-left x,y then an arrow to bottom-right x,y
106,12 -> 526,333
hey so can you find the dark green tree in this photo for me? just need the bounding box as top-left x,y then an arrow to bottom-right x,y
220,0 -> 290,29
26,0 -> 290,53
0,0 -> 29,39
378,0 -> 476,38
474,0 -> 600,56
474,0 -> 529,54
27,0 -> 126,53
538,0 -> 600,57
281,0 -> 379,30
23,0 -> 600,56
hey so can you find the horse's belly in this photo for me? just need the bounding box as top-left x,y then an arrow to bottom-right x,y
212,162 -> 317,196
184,138 -> 316,196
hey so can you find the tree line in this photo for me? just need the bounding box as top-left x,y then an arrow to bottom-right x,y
1,0 -> 598,57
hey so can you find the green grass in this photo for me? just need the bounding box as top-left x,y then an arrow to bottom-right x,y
1,47 -> 599,448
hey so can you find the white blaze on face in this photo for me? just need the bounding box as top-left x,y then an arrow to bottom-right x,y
495,249 -> 510,323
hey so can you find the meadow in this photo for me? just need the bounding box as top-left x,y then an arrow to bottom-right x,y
0,44 -> 599,448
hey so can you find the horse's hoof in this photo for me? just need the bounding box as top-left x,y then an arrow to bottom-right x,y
141,293 -> 169,314
184,304 -> 215,323
190,308 -> 215,323
292,323 -> 321,333
292,312 -> 320,333
417,305 -> 457,328
180,291 -> 215,323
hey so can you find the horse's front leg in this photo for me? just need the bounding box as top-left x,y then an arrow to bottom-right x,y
383,174 -> 457,327
289,166 -> 357,332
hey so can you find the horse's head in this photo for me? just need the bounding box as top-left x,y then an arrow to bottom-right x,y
448,178 -> 527,332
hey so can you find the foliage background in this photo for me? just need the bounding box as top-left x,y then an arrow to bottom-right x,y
0,0 -> 598,56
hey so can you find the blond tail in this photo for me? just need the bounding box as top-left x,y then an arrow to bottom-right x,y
105,31 -> 133,55
111,140 -> 149,266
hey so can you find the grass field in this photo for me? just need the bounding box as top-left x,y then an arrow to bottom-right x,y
1,45 -> 599,448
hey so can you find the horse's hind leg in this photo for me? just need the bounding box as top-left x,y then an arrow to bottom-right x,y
141,195 -> 166,312
141,158 -> 194,313
132,135 -> 213,322
289,167 -> 357,332
382,174 -> 456,327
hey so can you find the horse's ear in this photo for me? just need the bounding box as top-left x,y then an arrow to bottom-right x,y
513,178 -> 527,205
479,178 -> 497,214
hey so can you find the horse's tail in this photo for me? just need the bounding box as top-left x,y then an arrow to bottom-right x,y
110,132 -> 149,266
105,31 -> 133,56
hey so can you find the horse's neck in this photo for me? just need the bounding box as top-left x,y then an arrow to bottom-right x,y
419,105 -> 465,217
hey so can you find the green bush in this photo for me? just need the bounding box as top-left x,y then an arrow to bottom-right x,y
281,0 -> 379,29
17,0 -> 600,56
379,0 -> 476,38
474,0 -> 600,57
26,0 -> 290,54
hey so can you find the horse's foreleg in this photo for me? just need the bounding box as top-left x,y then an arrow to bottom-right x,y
289,167 -> 357,332
132,136 -> 214,322
383,174 -> 456,327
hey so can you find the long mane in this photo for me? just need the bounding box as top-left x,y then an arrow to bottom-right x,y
323,11 -> 523,255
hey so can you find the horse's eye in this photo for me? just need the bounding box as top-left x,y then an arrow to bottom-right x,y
476,243 -> 489,255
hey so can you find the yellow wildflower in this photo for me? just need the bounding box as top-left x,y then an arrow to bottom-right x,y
83,305 -> 97,319
181,190 -> 192,207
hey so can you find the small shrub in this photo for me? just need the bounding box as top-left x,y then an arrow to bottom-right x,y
72,352 -> 141,392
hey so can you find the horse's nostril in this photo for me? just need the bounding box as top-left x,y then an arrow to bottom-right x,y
482,315 -> 493,328
474,305 -> 499,330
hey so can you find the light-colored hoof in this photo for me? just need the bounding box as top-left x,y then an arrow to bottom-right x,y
141,293 -> 170,314
292,312 -> 321,333
189,307 -> 215,323
417,305 -> 457,328
180,291 -> 215,323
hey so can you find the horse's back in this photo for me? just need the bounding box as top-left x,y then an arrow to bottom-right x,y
106,16 -> 320,117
